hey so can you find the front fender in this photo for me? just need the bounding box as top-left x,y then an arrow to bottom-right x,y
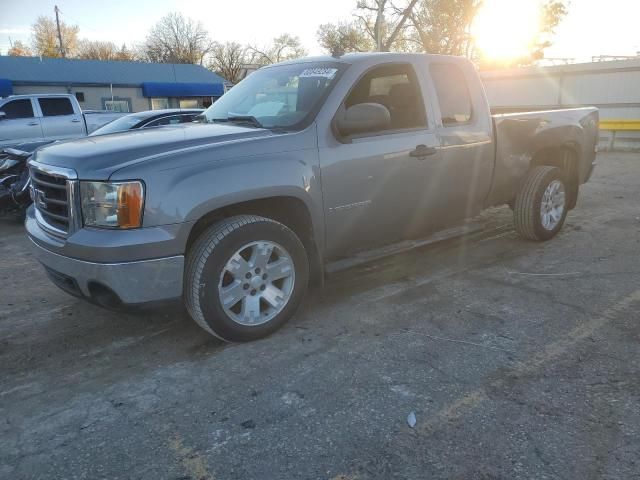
117,149 -> 323,251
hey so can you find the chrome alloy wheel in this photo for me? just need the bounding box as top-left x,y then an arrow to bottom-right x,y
540,179 -> 566,231
218,241 -> 295,326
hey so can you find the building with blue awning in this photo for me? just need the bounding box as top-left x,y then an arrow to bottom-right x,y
0,56 -> 228,112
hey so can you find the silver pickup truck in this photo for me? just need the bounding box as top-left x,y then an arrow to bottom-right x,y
26,53 -> 599,341
0,94 -> 124,148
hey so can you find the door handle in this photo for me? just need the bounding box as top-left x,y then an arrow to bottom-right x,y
71,118 -> 81,123
27,121 -> 39,126
409,144 -> 437,158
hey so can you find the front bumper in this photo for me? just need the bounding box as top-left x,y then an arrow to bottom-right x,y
26,206 -> 185,306
30,239 -> 184,305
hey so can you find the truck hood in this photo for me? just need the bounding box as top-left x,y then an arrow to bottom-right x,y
32,123 -> 274,179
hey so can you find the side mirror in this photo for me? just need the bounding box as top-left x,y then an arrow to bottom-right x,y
336,103 -> 390,137
0,112 -> 6,120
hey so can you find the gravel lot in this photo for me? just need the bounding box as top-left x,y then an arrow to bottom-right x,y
1,152 -> 639,480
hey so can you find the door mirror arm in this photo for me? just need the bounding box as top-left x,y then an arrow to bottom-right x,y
331,117 -> 352,144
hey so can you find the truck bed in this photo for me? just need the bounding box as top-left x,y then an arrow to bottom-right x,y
486,107 -> 599,207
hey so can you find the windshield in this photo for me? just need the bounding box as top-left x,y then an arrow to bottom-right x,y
89,114 -> 145,136
203,62 -> 345,129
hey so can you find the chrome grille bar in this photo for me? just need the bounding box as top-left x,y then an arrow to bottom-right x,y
28,160 -> 78,238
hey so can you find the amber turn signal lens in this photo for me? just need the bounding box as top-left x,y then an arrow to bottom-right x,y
116,182 -> 144,228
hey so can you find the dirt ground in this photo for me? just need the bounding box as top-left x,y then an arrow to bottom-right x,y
1,152 -> 639,480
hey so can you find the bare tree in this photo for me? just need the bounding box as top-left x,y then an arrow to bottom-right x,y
31,15 -> 79,58
209,42 -> 247,83
354,0 -> 419,51
246,34 -> 307,66
407,0 -> 480,56
8,40 -> 32,57
317,21 -> 374,55
76,40 -> 135,61
530,0 -> 568,61
142,12 -> 213,64
115,44 -> 137,62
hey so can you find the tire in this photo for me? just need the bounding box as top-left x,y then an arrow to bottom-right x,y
513,166 -> 568,241
184,215 -> 309,342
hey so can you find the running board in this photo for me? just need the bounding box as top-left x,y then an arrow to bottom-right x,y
324,221 -> 509,274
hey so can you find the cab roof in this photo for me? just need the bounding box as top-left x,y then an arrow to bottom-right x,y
270,52 -> 470,68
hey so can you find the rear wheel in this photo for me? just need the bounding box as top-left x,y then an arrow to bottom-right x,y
513,166 -> 568,241
185,215 -> 309,342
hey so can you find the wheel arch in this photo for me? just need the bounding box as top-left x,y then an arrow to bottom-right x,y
185,195 -> 324,288
530,144 -> 580,209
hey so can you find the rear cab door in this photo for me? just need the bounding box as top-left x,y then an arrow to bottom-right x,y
36,95 -> 86,142
0,97 -> 44,147
422,57 -> 495,225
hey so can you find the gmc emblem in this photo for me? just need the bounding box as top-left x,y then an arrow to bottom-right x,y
34,188 -> 47,209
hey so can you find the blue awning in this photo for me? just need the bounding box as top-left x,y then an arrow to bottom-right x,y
142,82 -> 223,98
0,79 -> 13,97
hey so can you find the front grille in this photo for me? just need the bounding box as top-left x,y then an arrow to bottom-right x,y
29,163 -> 76,236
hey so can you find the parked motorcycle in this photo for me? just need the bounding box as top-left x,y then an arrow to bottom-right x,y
0,141 -> 51,219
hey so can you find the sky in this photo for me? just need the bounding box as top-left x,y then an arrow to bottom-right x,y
0,0 -> 639,62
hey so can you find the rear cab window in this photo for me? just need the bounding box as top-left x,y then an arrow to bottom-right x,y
38,97 -> 75,117
0,99 -> 34,119
430,63 -> 473,126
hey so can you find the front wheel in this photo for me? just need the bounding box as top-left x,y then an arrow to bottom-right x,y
513,166 -> 568,241
184,215 -> 309,342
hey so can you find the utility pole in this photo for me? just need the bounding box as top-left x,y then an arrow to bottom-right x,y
54,5 -> 65,57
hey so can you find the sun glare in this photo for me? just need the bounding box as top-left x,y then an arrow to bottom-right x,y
472,0 -> 541,60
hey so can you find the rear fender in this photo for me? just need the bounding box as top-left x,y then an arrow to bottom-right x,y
486,110 -> 596,207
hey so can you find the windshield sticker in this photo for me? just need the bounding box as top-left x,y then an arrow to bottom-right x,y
299,68 -> 338,79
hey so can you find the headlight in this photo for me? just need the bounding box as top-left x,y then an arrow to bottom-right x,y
80,181 -> 144,229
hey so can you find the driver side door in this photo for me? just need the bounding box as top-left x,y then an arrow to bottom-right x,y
319,62 -> 442,258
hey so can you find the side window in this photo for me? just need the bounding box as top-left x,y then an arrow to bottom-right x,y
144,114 -> 198,128
145,116 -> 182,127
0,99 -> 34,119
38,97 -> 75,116
144,117 -> 167,127
344,64 -> 427,132
369,74 -> 410,96
430,64 -> 473,126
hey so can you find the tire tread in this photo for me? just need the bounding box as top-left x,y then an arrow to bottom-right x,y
513,166 -> 563,241
184,215 -> 274,339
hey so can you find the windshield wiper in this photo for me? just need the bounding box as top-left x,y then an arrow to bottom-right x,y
226,114 -> 264,128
